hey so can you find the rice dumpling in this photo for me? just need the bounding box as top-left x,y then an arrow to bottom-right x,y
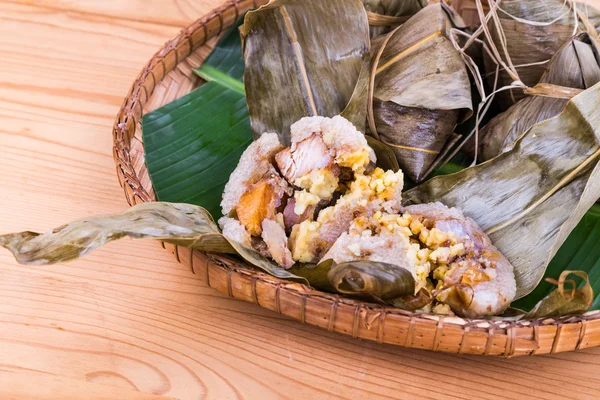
322,202 -> 516,317
371,3 -> 472,183
472,33 -> 600,161
219,116 -> 381,266
482,0 -> 600,110
217,114 -> 516,317
402,203 -> 516,318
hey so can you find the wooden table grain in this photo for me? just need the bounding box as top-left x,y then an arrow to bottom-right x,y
1,1 -> 600,399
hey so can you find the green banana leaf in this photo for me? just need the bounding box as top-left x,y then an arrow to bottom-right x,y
142,86 -> 250,220
193,12 -> 246,88
143,18 -> 252,220
404,83 -> 600,302
240,0 -> 370,145
0,202 -> 306,282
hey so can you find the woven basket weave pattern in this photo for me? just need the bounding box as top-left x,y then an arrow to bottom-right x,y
112,0 -> 600,357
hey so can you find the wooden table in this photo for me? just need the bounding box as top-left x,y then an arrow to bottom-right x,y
1,1 -> 600,399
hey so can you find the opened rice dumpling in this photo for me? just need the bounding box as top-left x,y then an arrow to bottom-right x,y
363,0 -> 428,37
217,114 -> 516,317
470,33 -> 600,161
483,0 -> 600,110
370,3 -> 472,183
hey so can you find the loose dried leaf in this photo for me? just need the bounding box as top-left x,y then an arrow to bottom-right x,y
0,203 -> 305,282
524,271 -> 593,318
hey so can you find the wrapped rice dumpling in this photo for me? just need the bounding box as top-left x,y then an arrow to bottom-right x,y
472,33 -> 600,161
483,0 -> 600,110
371,3 -> 472,183
363,0 -> 428,37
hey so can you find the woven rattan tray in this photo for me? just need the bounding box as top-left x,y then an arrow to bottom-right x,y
112,0 -> 600,357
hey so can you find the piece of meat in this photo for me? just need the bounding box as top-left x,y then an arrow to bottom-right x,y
275,134 -> 334,184
283,198 -> 314,232
289,116 -> 376,172
251,236 -> 271,258
403,202 -> 516,318
261,219 -> 293,269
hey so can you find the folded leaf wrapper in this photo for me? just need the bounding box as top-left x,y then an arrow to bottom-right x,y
241,0 -> 370,145
363,0 -> 428,37
483,0 -> 600,110
371,3 -> 472,183
0,203 -> 306,282
326,260 -> 415,300
404,82 -> 600,300
472,33 -> 600,161
524,271 -> 593,318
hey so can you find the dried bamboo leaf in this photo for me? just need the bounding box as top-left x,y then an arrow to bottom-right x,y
366,136 -> 401,171
388,288 -> 433,310
241,0 -> 370,145
524,271 -> 593,318
0,202 -> 305,282
483,0 -> 600,109
327,260 -> 415,299
363,0 -> 428,36
404,83 -> 600,300
473,34 -> 600,161
372,3 -> 472,182
289,261 -> 335,292
340,55 -> 372,133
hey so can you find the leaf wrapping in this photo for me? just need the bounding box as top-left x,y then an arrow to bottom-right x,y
470,33 -> 600,161
241,0 -> 370,145
372,3 -> 472,182
483,0 -> 600,109
326,260 -> 415,299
